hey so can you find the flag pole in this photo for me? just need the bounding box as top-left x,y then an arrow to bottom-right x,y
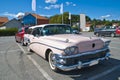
32,0 -> 37,25
35,12 -> 37,25
62,13 -> 63,24
60,3 -> 63,24
69,12 -> 71,26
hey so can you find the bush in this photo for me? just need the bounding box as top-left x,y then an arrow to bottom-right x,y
0,28 -> 18,36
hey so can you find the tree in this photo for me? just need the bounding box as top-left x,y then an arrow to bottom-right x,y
86,16 -> 91,22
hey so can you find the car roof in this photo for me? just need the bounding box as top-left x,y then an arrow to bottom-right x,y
29,24 -> 69,29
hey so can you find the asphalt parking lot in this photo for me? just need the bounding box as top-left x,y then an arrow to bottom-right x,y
0,32 -> 120,80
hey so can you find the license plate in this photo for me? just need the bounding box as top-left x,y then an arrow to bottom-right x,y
89,60 -> 98,66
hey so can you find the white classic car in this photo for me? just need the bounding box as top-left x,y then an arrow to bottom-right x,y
24,24 -> 111,72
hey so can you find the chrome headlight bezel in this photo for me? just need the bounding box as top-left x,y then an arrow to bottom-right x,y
64,46 -> 78,55
104,40 -> 111,47
100,38 -> 111,47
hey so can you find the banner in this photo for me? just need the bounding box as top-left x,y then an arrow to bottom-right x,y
60,3 -> 63,14
32,0 -> 36,11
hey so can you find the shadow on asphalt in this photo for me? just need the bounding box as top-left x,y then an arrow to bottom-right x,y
57,58 -> 120,80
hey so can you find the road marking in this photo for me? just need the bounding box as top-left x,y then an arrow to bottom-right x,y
0,49 -> 21,53
16,43 -> 54,80
110,46 -> 120,50
111,41 -> 120,44
88,65 -> 120,80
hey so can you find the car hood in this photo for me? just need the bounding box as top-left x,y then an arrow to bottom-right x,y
40,34 -> 104,52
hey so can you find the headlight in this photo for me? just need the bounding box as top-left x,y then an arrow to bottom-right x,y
64,46 -> 78,55
54,54 -> 66,64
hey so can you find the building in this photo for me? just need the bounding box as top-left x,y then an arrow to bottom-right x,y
0,18 -> 22,29
80,14 -> 86,31
32,13 -> 49,25
19,13 -> 49,26
0,17 -> 9,26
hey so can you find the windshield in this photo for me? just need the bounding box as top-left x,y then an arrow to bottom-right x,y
43,25 -> 72,35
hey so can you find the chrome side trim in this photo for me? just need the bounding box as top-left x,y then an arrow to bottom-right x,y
28,42 -> 64,51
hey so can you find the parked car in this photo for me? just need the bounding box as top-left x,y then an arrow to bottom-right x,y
15,27 -> 28,46
26,24 -> 111,72
116,27 -> 120,35
94,26 -> 120,37
72,30 -> 81,34
94,27 -> 104,36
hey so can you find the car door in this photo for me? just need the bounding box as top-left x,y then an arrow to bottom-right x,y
101,26 -> 112,36
107,26 -> 116,36
29,27 -> 42,53
99,27 -> 107,36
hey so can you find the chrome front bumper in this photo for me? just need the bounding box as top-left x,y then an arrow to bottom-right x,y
55,48 -> 110,71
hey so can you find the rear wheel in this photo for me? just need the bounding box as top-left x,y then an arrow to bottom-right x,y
48,51 -> 59,72
15,37 -> 18,42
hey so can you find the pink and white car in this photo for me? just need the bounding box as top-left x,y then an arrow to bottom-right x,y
25,24 -> 111,72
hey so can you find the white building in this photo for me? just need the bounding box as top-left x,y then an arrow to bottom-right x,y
80,14 -> 90,31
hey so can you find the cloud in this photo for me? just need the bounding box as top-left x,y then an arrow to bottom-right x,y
16,12 -> 25,17
65,2 -> 76,6
44,6 -> 51,10
66,2 -> 72,6
2,12 -> 16,18
44,4 -> 60,10
2,12 -> 24,18
73,4 -> 76,6
101,15 -> 111,18
45,0 -> 57,4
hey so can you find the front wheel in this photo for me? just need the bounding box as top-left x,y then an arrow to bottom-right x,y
96,33 -> 100,37
27,46 -> 33,52
15,36 -> 18,42
21,39 -> 25,46
111,33 -> 115,37
48,51 -> 59,72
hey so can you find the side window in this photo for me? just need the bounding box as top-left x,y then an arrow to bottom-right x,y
32,28 -> 40,36
27,28 -> 33,34
38,27 -> 43,36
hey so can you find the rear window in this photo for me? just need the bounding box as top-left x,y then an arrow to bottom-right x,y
105,26 -> 116,29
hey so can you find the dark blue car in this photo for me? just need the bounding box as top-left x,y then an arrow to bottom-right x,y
94,26 -> 117,37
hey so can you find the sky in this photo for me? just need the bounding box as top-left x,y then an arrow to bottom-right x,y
0,0 -> 120,20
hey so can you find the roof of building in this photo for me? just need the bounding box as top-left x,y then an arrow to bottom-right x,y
29,24 -> 69,29
18,13 -> 49,20
1,18 -> 19,26
0,17 -> 9,23
31,13 -> 48,20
